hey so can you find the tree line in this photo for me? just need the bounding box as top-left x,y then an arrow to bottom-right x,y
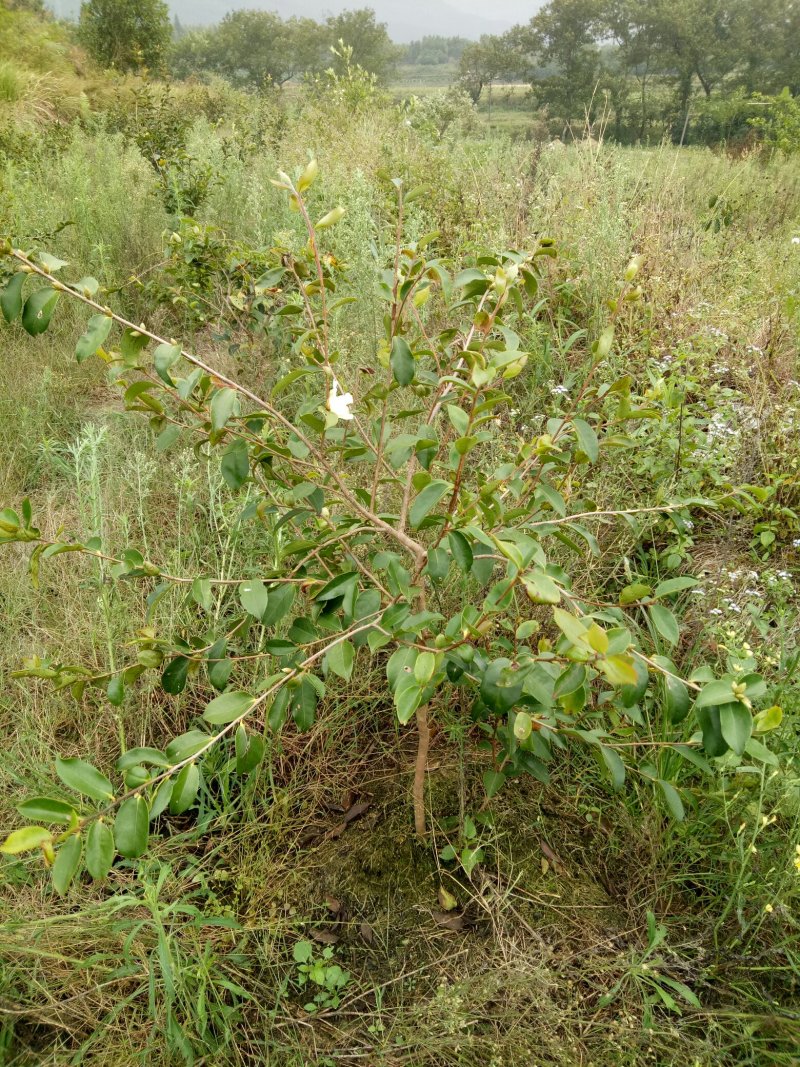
67,0 -> 800,145
457,0 -> 800,142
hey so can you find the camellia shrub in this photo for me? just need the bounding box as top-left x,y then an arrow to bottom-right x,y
0,161 -> 782,891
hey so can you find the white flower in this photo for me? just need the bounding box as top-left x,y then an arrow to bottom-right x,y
327,379 -> 354,422
792,236 -> 800,245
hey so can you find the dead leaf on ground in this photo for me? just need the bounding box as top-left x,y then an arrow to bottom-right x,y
539,838 -> 564,871
310,928 -> 339,945
359,921 -> 375,945
431,910 -> 466,932
343,800 -> 371,823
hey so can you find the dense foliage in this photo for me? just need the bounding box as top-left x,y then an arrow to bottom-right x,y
0,5 -> 798,1066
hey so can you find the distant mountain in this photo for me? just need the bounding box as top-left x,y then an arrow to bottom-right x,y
46,0 -> 528,43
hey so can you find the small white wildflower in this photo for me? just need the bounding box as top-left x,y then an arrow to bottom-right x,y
776,570 -> 791,580
793,538 -> 800,548
709,608 -> 724,616
792,236 -> 800,245
327,378 -> 355,422
551,385 -> 569,396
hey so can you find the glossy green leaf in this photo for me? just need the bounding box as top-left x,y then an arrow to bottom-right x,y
649,604 -> 679,645
239,579 -> 269,619
203,691 -> 254,724
221,438 -> 250,490
75,314 -> 112,363
51,835 -> 82,895
326,639 -> 354,681
210,387 -> 237,431
169,763 -> 200,814
161,655 -> 191,695
719,701 -> 752,756
0,826 -> 51,854
390,336 -> 415,386
409,480 -> 451,528
114,796 -> 149,858
153,342 -> 181,385
55,757 -> 114,802
86,820 -> 115,879
22,287 -> 59,336
1,272 -> 26,323
17,797 -> 77,825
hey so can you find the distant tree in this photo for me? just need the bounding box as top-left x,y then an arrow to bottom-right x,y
3,0 -> 47,13
457,35 -> 516,104
519,0 -> 605,129
403,36 -> 470,66
325,9 -> 397,82
78,0 -> 171,73
197,10 -> 327,89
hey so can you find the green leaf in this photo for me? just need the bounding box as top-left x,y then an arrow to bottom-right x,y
153,342 -> 181,385
619,582 -> 651,605
22,287 -> 59,336
293,676 -> 318,730
658,780 -> 685,821
38,252 -> 68,273
599,745 -> 626,791
695,705 -> 728,758
753,705 -> 782,733
744,737 -> 778,766
571,418 -> 599,463
394,679 -> 424,724
191,577 -> 213,613
221,439 -> 250,490
239,579 -> 269,620
75,314 -> 112,363
390,337 -> 415,386
86,820 -> 115,879
695,678 -> 737,708
653,577 -> 698,598
600,654 -> 639,688
114,796 -> 149,858
51,835 -> 82,895
55,757 -> 114,802
1,272 -> 25,322
120,328 -> 148,363
262,583 -> 295,628
483,770 -> 506,799
719,702 -> 752,756
326,639 -> 354,681
17,797 -> 77,825
116,748 -> 171,771
649,604 -> 679,645
170,763 -> 199,814
409,480 -> 451,528
664,672 -> 690,723
107,674 -> 125,707
210,387 -> 237,432
448,530 -> 473,573
0,826 -> 51,854
446,404 -> 469,436
203,691 -> 254,725
523,571 -> 561,605
552,607 -> 588,647
161,655 -> 191,695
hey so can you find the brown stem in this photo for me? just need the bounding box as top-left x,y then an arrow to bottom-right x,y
413,702 -> 430,838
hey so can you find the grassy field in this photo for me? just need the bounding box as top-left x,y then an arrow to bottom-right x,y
1,15 -> 800,1067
